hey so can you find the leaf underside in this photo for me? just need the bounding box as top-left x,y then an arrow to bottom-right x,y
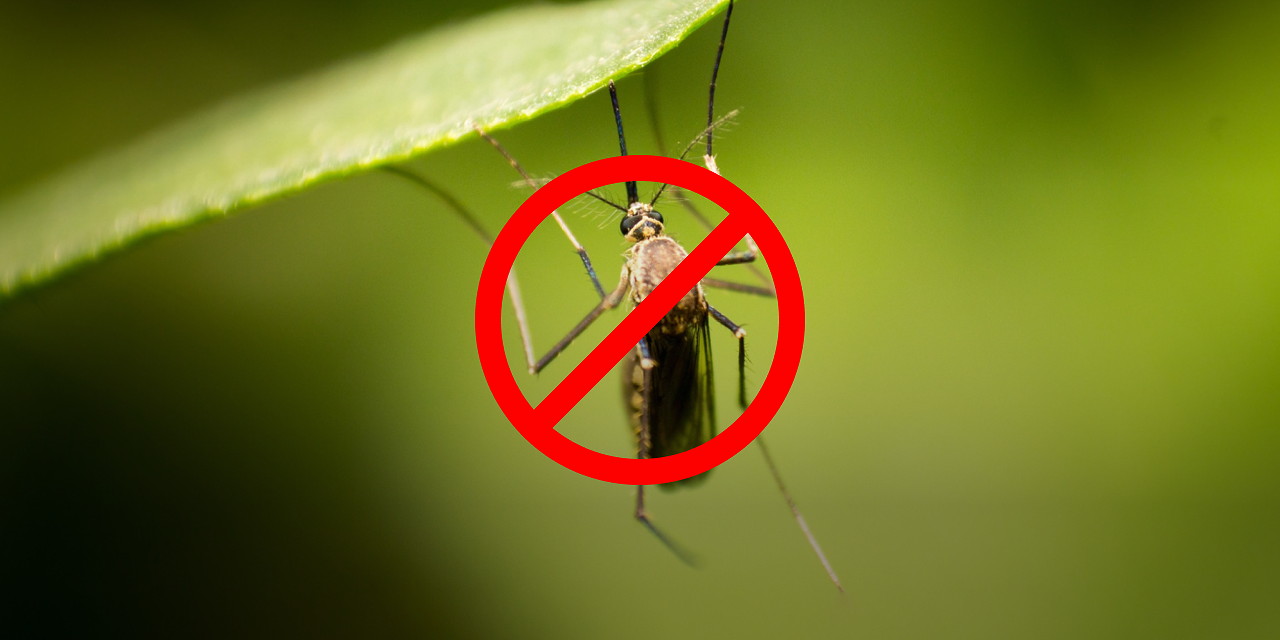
0,0 -> 728,299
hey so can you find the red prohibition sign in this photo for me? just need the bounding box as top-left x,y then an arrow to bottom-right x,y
475,154 -> 804,485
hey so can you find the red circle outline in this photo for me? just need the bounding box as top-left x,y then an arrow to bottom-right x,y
475,155 -> 804,485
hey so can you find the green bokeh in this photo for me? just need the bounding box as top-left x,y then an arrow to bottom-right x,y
2,1 -> 1277,638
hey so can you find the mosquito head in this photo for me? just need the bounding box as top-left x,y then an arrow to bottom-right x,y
620,202 -> 664,242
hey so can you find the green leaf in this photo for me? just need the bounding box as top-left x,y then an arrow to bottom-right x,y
0,0 -> 728,299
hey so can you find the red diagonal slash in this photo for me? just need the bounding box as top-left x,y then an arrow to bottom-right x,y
529,212 -> 748,431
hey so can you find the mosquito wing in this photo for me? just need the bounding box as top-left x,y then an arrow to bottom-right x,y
621,314 -> 717,488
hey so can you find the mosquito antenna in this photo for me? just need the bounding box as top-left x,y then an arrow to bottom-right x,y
608,80 -> 640,206
581,188 -> 629,212
507,176 -> 627,213
647,110 -> 739,207
756,436 -> 845,593
705,0 -> 734,170
679,110 -> 738,164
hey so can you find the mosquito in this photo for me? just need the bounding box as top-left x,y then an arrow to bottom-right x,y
388,1 -> 842,593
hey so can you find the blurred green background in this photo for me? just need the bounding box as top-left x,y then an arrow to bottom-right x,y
3,0 -> 1278,637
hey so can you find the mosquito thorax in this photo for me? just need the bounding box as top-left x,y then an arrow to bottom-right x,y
620,202 -> 665,242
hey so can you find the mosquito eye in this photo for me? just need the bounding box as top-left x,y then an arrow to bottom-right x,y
620,216 -> 639,236
648,210 -> 664,224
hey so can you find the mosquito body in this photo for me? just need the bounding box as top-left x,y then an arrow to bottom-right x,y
620,218 -> 715,473
390,0 -> 844,592
618,199 -> 727,493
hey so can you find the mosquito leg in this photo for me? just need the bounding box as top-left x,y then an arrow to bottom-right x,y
707,304 -> 748,409
608,81 -> 641,207
711,225 -> 768,293
700,277 -> 775,298
503,269 -> 537,371
382,166 -> 545,370
475,127 -> 607,300
634,358 -> 652,527
707,304 -> 746,339
692,1 -> 772,285
529,266 -> 630,374
664,186 -> 772,290
636,337 -> 657,370
703,0 -> 734,176
716,233 -> 763,266
640,5 -> 767,289
710,296 -> 845,592
654,179 -> 772,287
716,253 -> 755,266
756,437 -> 845,593
639,5 -> 768,286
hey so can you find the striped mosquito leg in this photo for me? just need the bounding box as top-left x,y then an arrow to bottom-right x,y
475,127 -> 607,299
